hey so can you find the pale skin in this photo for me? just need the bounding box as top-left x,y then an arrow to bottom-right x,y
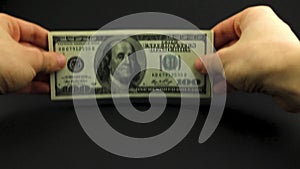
195,6 -> 300,112
0,13 -> 66,94
0,7 -> 299,112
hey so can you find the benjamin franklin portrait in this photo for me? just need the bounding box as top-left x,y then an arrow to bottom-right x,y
94,36 -> 146,93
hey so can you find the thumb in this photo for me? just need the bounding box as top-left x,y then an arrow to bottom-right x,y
25,47 -> 66,73
194,52 -> 225,77
195,48 -> 236,93
40,51 -> 66,73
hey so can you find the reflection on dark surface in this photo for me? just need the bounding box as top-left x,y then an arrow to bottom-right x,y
0,94 -> 299,168
221,107 -> 279,143
101,104 -> 179,138
99,99 -> 207,138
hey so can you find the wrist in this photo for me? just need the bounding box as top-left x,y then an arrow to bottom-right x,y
262,42 -> 300,90
263,44 -> 300,111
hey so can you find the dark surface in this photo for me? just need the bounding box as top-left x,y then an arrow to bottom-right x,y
0,0 -> 300,168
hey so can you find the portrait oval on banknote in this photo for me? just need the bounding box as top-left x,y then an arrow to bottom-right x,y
94,36 -> 146,92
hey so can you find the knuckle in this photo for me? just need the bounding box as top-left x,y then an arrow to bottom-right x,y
0,13 -> 20,40
28,26 -> 39,43
242,6 -> 275,20
247,5 -> 273,13
0,13 -> 11,20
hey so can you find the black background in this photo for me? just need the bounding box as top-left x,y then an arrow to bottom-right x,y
0,0 -> 300,168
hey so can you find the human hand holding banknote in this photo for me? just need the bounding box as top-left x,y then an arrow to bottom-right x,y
0,6 -> 300,113
0,13 -> 66,94
195,6 -> 300,112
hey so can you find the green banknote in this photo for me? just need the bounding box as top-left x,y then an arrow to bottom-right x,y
49,30 -> 213,100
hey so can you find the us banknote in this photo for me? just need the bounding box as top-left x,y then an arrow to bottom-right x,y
49,30 -> 213,100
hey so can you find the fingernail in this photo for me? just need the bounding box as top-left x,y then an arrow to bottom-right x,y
194,58 -> 203,71
56,54 -> 66,68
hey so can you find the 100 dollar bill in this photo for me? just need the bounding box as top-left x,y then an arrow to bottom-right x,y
49,30 -> 213,100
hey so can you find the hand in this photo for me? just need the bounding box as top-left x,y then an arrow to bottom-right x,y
195,6 -> 300,112
0,13 -> 66,94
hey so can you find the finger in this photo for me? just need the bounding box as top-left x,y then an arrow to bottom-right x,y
15,17 -> 49,49
195,53 -> 228,94
24,47 -> 66,73
213,81 -> 226,94
212,12 -> 242,49
20,41 -> 36,47
213,6 -> 280,50
194,52 -> 227,75
213,81 -> 236,94
194,57 -> 207,74
17,81 -> 50,94
0,14 -> 49,49
39,51 -> 66,73
195,58 -> 235,94
20,42 -> 65,73
33,73 -> 50,83
195,49 -> 237,94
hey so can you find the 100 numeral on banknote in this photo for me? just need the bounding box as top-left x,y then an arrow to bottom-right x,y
49,30 -> 213,100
